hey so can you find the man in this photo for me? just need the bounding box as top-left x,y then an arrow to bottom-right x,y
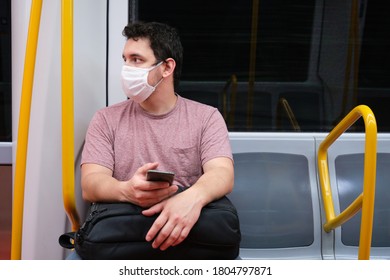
80,21 -> 234,252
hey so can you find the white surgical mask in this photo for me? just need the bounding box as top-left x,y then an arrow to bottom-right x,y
121,61 -> 164,103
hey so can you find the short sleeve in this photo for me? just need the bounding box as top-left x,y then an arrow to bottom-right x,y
200,109 -> 233,166
81,110 -> 115,171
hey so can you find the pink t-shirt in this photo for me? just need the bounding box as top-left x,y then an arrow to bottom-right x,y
81,95 -> 233,187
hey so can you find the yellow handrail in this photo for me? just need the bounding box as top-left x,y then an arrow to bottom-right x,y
247,0 -> 259,129
339,0 -> 360,119
11,0 -> 43,260
228,74 -> 238,128
62,0 -> 80,231
221,74 -> 237,128
318,105 -> 377,260
276,98 -> 301,131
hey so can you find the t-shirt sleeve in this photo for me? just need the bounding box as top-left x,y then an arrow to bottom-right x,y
81,110 -> 115,171
200,108 -> 233,166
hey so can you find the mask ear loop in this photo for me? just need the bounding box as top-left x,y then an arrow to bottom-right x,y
150,60 -> 166,88
153,77 -> 164,88
151,60 -> 164,68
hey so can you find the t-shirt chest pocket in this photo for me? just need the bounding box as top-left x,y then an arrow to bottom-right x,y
171,146 -> 201,177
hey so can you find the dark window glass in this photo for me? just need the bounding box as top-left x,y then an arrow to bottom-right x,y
133,1 -> 390,132
138,0 -> 314,82
359,0 -> 390,88
356,0 -> 390,132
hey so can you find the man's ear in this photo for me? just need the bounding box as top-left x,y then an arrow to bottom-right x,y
162,58 -> 176,78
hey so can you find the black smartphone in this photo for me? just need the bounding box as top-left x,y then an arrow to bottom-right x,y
146,170 -> 175,185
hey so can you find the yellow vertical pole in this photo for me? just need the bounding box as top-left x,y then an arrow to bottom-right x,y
11,0 -> 43,260
229,74 -> 237,128
247,0 -> 259,129
340,0 -> 359,119
351,0 -> 360,108
62,0 -> 80,231
358,111 -> 377,259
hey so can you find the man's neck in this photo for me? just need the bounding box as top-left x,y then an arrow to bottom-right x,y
140,90 -> 178,115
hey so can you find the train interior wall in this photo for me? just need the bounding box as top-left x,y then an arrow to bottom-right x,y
2,0 -> 390,260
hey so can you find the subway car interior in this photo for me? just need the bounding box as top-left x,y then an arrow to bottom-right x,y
0,0 -> 390,260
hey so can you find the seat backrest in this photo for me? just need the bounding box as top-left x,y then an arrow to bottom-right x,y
229,133 -> 322,259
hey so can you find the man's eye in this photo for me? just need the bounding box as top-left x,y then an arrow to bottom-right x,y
122,56 -> 144,66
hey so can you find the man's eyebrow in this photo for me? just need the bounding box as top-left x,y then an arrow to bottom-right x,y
122,52 -> 144,59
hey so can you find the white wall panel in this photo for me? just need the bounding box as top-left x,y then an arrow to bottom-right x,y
107,0 -> 128,105
12,0 -> 107,259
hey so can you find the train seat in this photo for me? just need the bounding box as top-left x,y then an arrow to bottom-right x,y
228,134 -> 322,259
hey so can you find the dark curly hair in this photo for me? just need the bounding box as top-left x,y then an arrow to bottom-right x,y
122,22 -> 183,90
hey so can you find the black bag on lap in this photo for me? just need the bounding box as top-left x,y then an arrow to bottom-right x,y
59,196 -> 241,260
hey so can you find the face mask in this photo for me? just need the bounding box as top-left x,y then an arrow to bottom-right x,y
121,62 -> 163,103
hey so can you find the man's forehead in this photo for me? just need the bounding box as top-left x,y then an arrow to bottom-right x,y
123,38 -> 153,56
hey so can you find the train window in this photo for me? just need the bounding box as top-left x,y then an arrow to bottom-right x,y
358,2 -> 390,88
137,0 -> 314,83
129,0 -> 390,132
0,0 -> 12,142
134,0 -> 315,132
356,1 -> 390,132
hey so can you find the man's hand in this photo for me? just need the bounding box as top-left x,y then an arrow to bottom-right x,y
81,162 -> 178,207
142,190 -> 203,251
122,162 -> 179,207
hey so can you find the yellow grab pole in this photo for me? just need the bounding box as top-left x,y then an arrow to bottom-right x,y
247,0 -> 259,129
229,74 -> 237,128
358,111 -> 377,259
11,0 -> 43,260
318,105 -> 377,259
62,0 -> 80,231
340,0 -> 359,117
